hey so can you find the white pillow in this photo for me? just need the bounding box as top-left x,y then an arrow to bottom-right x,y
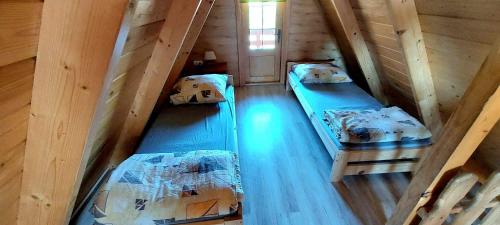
170,74 -> 228,105
293,63 -> 352,83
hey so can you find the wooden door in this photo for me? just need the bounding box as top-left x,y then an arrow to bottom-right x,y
240,1 -> 283,84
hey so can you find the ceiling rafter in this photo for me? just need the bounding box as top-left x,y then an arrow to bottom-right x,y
155,0 -> 216,110
317,0 -> 388,104
17,0 -> 131,224
385,0 -> 443,137
110,0 -> 203,165
387,39 -> 500,225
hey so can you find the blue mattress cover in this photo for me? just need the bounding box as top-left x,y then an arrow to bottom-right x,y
71,86 -> 237,225
136,86 -> 236,154
290,72 -> 431,150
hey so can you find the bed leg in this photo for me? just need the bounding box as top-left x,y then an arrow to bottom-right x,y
285,80 -> 292,92
331,151 -> 349,182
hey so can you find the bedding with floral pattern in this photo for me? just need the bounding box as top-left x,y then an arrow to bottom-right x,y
324,106 -> 432,144
170,74 -> 228,105
91,150 -> 243,225
293,63 -> 352,84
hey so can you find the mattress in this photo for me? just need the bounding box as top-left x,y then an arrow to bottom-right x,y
71,86 -> 238,225
136,86 -> 236,154
289,72 -> 431,150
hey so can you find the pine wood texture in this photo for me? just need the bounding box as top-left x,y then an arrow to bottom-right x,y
288,0 -> 345,65
348,0 -> 419,117
317,0 -> 387,104
418,173 -> 478,225
452,171 -> 500,225
111,0 -> 202,165
188,0 -> 240,84
17,0 -> 129,224
157,0 -> 215,109
0,0 -> 42,67
385,0 -> 443,136
387,40 -> 500,225
413,0 -> 500,171
0,59 -> 35,225
417,171 -> 500,225
0,1 -> 41,224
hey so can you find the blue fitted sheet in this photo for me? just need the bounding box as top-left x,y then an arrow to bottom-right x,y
289,72 -> 431,150
136,86 -> 236,154
71,86 -> 237,225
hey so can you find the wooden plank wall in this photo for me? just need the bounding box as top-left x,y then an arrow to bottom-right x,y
0,1 -> 42,224
185,0 -> 346,86
288,0 -> 345,67
349,0 -> 419,117
77,0 -> 171,207
187,0 -> 240,84
414,0 -> 500,171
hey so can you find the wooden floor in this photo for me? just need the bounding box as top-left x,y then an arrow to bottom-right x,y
236,84 -> 411,225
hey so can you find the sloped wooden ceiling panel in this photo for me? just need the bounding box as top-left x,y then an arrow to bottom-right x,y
414,0 -> 500,171
288,0 -> 345,65
76,0 -> 171,210
188,0 -> 240,84
0,1 -> 42,224
349,0 -> 419,117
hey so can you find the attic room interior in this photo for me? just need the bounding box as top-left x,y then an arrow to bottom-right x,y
1,0 -> 499,225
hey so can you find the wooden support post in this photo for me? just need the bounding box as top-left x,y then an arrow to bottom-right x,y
331,151 -> 349,182
111,0 -> 202,165
156,0 -> 215,109
317,0 -> 388,104
385,0 -> 443,137
386,40 -> 500,225
17,0 -> 130,224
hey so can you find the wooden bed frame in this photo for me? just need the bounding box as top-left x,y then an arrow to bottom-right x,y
286,61 -> 430,182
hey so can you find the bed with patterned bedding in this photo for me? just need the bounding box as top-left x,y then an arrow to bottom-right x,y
286,61 -> 432,181
91,151 -> 243,225
71,76 -> 241,225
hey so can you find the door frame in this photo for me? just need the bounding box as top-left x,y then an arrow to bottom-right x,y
236,0 -> 290,86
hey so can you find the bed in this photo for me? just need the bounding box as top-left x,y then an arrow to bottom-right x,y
72,75 -> 242,225
286,61 -> 431,182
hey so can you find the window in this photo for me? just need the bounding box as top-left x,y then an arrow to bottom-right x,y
248,2 -> 277,50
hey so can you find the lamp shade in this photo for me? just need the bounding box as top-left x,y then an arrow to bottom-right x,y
204,51 -> 217,61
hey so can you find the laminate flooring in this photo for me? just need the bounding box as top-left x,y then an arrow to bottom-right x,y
236,84 -> 410,225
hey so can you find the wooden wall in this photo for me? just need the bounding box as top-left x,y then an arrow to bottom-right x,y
77,0 -> 170,208
287,0 -> 345,67
414,0 -> 500,170
186,0 -> 346,85
347,0 -> 499,170
0,1 -> 42,224
349,0 -> 419,116
188,0 -> 240,84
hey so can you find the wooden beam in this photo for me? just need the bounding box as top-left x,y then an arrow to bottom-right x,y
17,0 -> 130,224
386,40 -> 500,225
385,0 -> 443,137
110,0 -> 202,165
317,0 -> 388,104
156,0 -> 215,109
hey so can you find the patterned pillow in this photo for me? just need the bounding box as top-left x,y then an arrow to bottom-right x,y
324,106 -> 432,144
293,63 -> 352,83
92,151 -> 243,225
170,74 -> 228,105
